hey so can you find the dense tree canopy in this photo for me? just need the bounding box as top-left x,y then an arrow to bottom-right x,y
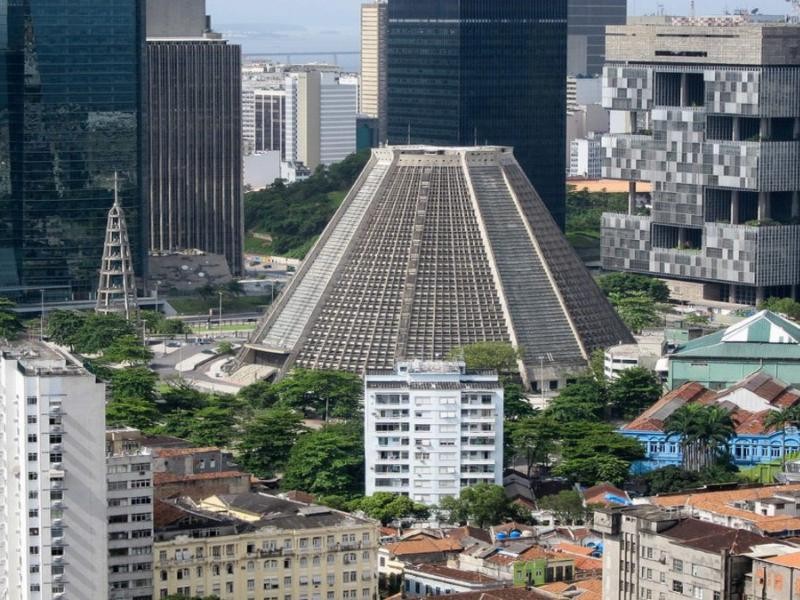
537,490 -> 587,525
349,493 -> 430,526
237,407 -> 307,478
447,341 -> 522,380
47,311 -> 135,354
273,368 -> 363,420
665,404 -> 735,472
282,423 -> 365,497
244,150 -> 370,257
440,483 -> 529,528
0,297 -> 23,339
598,272 -> 670,304
608,291 -> 660,333
547,376 -> 607,423
759,297 -> 800,321
608,367 -> 662,420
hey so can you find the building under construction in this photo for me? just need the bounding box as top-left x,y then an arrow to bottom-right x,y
237,146 -> 632,389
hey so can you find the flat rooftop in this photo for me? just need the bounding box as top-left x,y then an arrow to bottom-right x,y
2,340 -> 86,377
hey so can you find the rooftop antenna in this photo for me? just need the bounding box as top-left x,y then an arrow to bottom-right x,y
690,0 -> 695,17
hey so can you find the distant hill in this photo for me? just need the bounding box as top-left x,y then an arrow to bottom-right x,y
244,150 -> 370,258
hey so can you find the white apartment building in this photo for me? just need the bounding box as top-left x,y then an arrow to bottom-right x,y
285,70 -> 357,170
364,361 -> 503,506
241,88 -> 255,156
107,428 -> 154,600
569,136 -> 603,179
0,342 -> 108,599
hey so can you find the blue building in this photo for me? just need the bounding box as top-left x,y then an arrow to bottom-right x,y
622,372 -> 800,473
0,0 -> 146,302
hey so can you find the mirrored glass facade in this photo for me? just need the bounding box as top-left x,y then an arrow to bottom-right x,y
0,0 -> 146,301
387,0 -> 568,228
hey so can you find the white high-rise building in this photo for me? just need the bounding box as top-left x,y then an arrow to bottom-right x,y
106,428 -> 154,600
364,361 -> 504,506
0,342 -> 108,599
569,136 -> 603,179
285,70 -> 357,170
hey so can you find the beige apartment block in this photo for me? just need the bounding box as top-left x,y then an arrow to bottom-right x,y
153,493 -> 379,600
360,1 -> 387,141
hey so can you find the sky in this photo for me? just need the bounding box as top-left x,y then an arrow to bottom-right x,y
206,0 -> 795,70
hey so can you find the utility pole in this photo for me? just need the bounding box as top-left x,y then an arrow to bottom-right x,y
39,289 -> 45,341
218,291 -> 224,332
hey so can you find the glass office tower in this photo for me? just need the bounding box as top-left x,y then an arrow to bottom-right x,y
0,0 -> 146,302
387,0 -> 568,227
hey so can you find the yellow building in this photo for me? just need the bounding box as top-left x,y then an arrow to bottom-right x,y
153,493 -> 379,600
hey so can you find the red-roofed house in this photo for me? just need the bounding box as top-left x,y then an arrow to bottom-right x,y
621,372 -> 800,472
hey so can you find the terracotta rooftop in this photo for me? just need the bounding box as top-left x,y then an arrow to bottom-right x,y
409,563 -> 499,584
384,537 -> 463,556
153,499 -> 190,528
625,373 -> 800,435
517,546 -> 562,561
572,555 -> 603,574
417,587 -> 561,599
651,483 -> 800,534
153,446 -> 221,457
153,470 -> 248,485
766,551 -> 800,568
447,526 -> 493,544
581,482 -> 631,506
553,542 -> 594,557
664,518 -> 781,554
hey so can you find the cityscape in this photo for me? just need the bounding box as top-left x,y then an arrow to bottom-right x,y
4,1 -> 800,600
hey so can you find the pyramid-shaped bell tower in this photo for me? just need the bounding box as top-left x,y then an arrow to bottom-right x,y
96,173 -> 138,320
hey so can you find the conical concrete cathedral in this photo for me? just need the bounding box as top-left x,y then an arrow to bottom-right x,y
239,146 -> 632,387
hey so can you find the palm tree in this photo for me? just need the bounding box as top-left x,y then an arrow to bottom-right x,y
764,405 -> 800,468
665,404 -> 735,472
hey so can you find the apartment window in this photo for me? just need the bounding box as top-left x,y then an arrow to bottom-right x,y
132,496 -> 151,505
27,396 -> 37,405
694,587 -> 704,599
27,452 -> 37,461
50,453 -> 62,463
30,565 -> 39,574
673,559 -> 683,573
27,415 -> 37,424
132,513 -> 150,522
131,479 -> 150,488
28,472 -> 38,481
30,584 -> 40,592
50,435 -> 61,444
108,481 -> 128,491
29,528 -> 39,536
672,581 -> 683,593
28,491 -> 38,499
29,546 -> 39,554
28,509 -> 38,518
27,434 -> 37,443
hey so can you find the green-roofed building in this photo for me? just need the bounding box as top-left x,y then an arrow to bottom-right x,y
668,311 -> 800,390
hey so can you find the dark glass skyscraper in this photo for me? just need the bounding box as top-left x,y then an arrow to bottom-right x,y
387,0 -> 568,227
0,0 -> 146,301
568,0 -> 626,76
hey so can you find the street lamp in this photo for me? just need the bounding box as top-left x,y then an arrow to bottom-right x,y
218,291 -> 224,332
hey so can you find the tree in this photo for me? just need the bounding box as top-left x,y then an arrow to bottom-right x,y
187,405 -> 237,447
69,313 -> 135,354
764,405 -> 800,468
106,397 -> 160,430
447,341 -> 523,381
507,415 -> 558,479
274,368 -> 363,420
282,423 -> 365,497
108,367 -> 158,404
0,297 -> 23,340
635,464 -> 738,496
759,297 -> 800,321
140,311 -> 188,335
222,280 -> 244,297
607,367 -> 662,420
553,455 -> 632,487
665,404 -> 735,472
351,493 -> 431,525
609,291 -> 659,334
439,483 -> 526,528
546,376 -> 607,423
599,272 -> 670,303
237,407 -> 306,477
537,490 -> 587,525
504,383 -> 537,420
237,379 -> 280,410
101,335 -> 153,365
160,381 -> 210,413
46,310 -> 88,347
216,341 -> 234,355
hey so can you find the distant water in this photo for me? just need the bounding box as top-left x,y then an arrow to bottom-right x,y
218,22 -> 361,72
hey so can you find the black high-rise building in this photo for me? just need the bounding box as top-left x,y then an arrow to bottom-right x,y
568,0 -> 627,76
387,0 -> 568,227
146,0 -> 243,275
0,0 -> 146,301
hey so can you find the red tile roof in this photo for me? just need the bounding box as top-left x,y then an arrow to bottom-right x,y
582,482 -> 630,506
624,373 -> 800,435
409,563 -> 499,584
384,537 -> 463,556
